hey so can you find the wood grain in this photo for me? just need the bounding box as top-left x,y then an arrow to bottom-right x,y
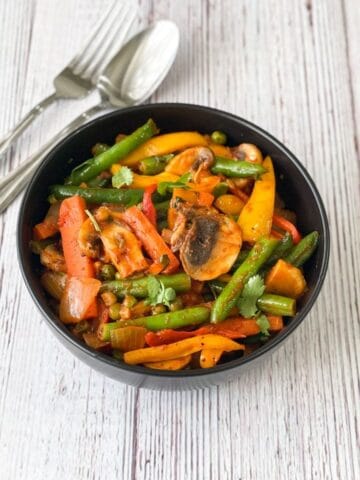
0,0 -> 359,479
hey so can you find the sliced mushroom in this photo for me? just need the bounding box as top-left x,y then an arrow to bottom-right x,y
40,244 -> 67,273
78,209 -> 148,278
100,220 -> 148,278
165,146 -> 215,178
171,207 -> 242,281
78,218 -> 102,259
230,143 -> 263,190
231,143 -> 263,163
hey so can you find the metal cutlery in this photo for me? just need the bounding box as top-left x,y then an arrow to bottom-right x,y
0,0 -> 137,157
0,20 -> 180,213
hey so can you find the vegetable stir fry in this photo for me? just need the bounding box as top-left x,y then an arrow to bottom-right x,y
31,119 -> 319,370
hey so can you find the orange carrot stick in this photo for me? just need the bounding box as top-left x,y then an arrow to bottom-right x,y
121,206 -> 179,274
59,277 -> 101,324
58,196 -> 95,278
33,203 -> 60,240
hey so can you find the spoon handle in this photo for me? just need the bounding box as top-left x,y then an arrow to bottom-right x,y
0,103 -> 106,213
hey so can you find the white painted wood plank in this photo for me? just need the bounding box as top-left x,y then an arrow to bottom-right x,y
0,0 -> 359,479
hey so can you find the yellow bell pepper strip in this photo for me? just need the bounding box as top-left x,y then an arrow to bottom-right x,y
119,132 -> 207,167
144,354 -> 192,370
238,156 -> 275,243
215,194 -> 245,216
208,143 -> 232,158
200,349 -> 223,368
123,334 -> 244,365
265,259 -> 307,299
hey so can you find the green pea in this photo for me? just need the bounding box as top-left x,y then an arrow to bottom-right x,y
211,130 -> 227,145
91,143 -> 109,157
109,303 -> 122,320
123,295 -> 137,308
100,264 -> 116,281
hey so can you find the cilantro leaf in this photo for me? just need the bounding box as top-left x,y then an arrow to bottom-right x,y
157,172 -> 191,196
147,276 -> 176,308
112,166 -> 133,188
237,274 -> 265,317
256,314 -> 270,336
147,276 -> 161,303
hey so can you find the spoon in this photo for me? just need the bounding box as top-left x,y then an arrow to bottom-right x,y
0,20 -> 179,213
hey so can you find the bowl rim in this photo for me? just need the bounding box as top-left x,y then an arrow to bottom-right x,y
17,102 -> 330,379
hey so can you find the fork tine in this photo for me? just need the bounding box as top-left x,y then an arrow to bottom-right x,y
69,0 -> 118,70
71,0 -> 129,73
74,1 -> 137,79
83,6 -> 138,80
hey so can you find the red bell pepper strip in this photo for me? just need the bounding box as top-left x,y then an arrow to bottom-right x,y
142,184 -> 157,226
272,214 -> 302,244
145,316 -> 283,346
121,206 -> 179,274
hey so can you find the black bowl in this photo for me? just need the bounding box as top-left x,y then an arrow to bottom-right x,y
17,103 -> 330,390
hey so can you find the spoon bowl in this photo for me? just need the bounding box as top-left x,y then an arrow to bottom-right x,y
98,20 -> 179,107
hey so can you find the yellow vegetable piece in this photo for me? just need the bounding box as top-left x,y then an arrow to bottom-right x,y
130,172 -> 179,189
265,259 -> 307,299
119,132 -> 207,167
200,349 -> 223,368
110,326 -> 147,351
238,156 -> 275,243
144,354 -> 192,371
208,143 -> 232,158
215,194 -> 245,215
123,334 -> 244,365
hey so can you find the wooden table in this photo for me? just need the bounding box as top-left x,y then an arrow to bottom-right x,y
1,1 -> 359,478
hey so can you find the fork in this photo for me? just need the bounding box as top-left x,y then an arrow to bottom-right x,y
0,0 -> 137,157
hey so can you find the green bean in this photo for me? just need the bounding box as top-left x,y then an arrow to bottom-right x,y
67,119 -> 159,185
50,185 -> 143,206
101,273 -> 191,299
211,237 -> 278,323
211,157 -> 267,178
284,231 -> 319,267
138,154 -> 174,175
257,294 -> 296,316
208,280 -> 295,317
265,232 -> 293,267
99,306 -> 210,340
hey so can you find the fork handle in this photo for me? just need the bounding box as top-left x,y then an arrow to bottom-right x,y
0,93 -> 58,157
0,102 -> 106,213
